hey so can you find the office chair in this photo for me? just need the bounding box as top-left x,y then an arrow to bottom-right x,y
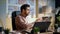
12,11 -> 31,34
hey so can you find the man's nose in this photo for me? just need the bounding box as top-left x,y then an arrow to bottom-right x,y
28,11 -> 30,13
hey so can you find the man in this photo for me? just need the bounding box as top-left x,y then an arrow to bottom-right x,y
15,4 -> 41,34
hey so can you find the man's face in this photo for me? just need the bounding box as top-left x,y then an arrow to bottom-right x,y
24,7 -> 30,16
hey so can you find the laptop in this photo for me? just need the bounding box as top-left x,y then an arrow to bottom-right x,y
33,22 -> 51,33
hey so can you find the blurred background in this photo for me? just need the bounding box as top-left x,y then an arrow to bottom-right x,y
0,0 -> 60,32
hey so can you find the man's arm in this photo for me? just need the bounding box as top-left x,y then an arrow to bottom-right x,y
15,16 -> 27,30
27,18 -> 42,29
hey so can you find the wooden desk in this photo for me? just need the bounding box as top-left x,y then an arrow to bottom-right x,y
53,32 -> 60,34
40,32 -> 53,34
0,31 -> 53,34
0,32 -> 2,34
34,32 -> 53,34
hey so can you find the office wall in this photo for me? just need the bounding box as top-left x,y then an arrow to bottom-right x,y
0,0 -> 6,28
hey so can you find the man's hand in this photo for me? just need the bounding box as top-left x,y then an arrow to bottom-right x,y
26,24 -> 33,30
35,18 -> 42,22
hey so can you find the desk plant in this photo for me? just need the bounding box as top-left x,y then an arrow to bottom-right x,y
4,28 -> 10,34
34,27 -> 40,34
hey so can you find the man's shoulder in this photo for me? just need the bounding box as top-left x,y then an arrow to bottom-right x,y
15,15 -> 21,22
16,15 -> 21,18
15,15 -> 20,19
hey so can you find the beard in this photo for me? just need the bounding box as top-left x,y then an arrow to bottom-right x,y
26,14 -> 29,16
25,12 -> 29,17
25,13 -> 29,17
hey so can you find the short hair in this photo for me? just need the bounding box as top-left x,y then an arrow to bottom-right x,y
20,4 -> 30,12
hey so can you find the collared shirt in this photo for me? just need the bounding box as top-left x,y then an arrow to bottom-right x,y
15,15 -> 34,32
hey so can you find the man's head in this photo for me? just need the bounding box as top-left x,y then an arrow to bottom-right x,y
20,4 -> 30,16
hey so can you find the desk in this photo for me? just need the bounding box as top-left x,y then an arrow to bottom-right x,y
34,32 -> 53,34
53,32 -> 60,34
40,32 -> 53,34
0,32 -> 2,34
10,32 -> 53,34
0,31 -> 54,34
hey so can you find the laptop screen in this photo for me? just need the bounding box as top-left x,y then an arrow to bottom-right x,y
33,22 -> 51,32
